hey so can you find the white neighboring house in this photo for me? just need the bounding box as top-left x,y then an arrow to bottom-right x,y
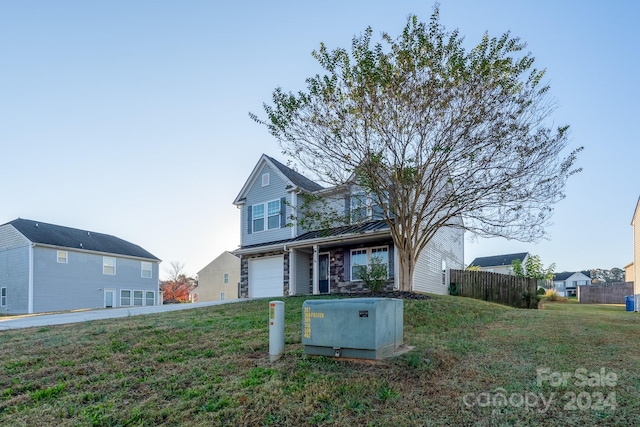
232,154 -> 465,298
553,271 -> 592,297
468,252 -> 529,275
194,251 -> 240,302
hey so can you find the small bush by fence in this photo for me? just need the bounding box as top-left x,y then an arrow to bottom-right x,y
577,282 -> 633,304
449,269 -> 538,309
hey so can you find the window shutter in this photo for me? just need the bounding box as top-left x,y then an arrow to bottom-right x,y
247,205 -> 252,234
344,195 -> 351,223
343,250 -> 350,282
388,245 -> 394,279
280,197 -> 286,228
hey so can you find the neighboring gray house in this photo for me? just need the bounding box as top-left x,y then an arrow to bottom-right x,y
232,154 -> 464,298
0,218 -> 161,314
468,252 -> 529,275
553,271 -> 591,297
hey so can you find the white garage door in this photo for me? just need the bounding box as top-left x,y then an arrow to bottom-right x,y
249,256 -> 284,298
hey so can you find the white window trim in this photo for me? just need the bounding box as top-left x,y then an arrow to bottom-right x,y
223,273 -> 229,284
262,173 -> 270,187
252,199 -> 282,233
350,246 -> 389,281
141,261 -> 152,279
57,250 -> 68,264
133,290 -> 144,306
220,292 -> 225,301
103,257 -> 116,275
145,291 -> 155,306
120,289 -> 132,306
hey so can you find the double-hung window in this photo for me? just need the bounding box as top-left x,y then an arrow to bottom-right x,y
267,200 -> 280,230
103,257 -> 116,275
252,204 -> 265,232
141,261 -> 152,278
145,291 -> 155,306
120,290 -> 131,306
350,246 -> 389,281
133,290 -> 144,306
252,199 -> 282,233
223,273 -> 229,284
57,251 -> 68,264
1,287 -> 6,307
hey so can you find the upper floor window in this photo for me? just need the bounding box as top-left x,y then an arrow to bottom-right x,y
252,204 -> 265,232
141,261 -> 152,278
267,200 -> 281,229
223,273 -> 229,284
350,191 -> 389,223
262,173 -> 270,187
251,199 -> 283,233
57,251 -> 68,264
103,257 -> 116,275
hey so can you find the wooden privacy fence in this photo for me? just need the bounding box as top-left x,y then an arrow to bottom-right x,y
577,282 -> 633,304
449,269 -> 538,309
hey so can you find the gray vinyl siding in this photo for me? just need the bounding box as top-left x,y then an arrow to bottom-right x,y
242,164 -> 292,246
298,192 -> 349,235
295,251 -> 312,295
413,223 -> 464,295
32,246 -> 159,313
0,224 -> 30,250
0,244 -> 30,314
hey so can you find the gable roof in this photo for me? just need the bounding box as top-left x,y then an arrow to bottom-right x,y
469,252 -> 528,268
6,218 -> 160,261
265,156 -> 324,193
633,196 -> 640,226
233,154 -> 323,205
553,271 -> 591,281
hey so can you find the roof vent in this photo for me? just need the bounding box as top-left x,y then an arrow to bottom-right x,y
35,223 -> 39,228
80,243 -> 83,248
87,231 -> 91,236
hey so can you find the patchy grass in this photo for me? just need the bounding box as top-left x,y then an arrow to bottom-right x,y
0,296 -> 638,426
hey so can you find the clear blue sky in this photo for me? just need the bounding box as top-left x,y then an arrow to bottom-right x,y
1,1 -> 638,278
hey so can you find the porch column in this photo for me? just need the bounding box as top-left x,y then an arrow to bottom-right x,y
312,245 -> 319,295
289,248 -> 296,295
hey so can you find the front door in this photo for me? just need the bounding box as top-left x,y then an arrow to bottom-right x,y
319,253 -> 330,294
104,289 -> 115,308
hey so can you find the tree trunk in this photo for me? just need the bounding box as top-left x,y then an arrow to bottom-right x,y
396,247 -> 415,292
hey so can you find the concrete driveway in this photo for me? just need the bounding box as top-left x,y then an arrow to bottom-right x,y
0,299 -> 249,331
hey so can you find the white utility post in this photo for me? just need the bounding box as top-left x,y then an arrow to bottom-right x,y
269,301 -> 285,362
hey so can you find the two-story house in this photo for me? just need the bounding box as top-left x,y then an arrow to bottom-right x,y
0,218 -> 161,314
468,252 -> 529,275
553,271 -> 592,297
194,251 -> 240,302
232,154 -> 464,298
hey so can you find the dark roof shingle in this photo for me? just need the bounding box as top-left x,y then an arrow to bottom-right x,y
266,155 -> 324,192
469,252 -> 528,268
7,218 -> 159,260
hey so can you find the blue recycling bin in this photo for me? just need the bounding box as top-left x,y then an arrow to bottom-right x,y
625,296 -> 634,312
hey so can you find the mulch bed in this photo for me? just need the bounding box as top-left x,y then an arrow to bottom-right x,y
343,291 -> 431,300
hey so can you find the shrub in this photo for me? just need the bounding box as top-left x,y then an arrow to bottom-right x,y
357,256 -> 388,292
537,287 -> 546,295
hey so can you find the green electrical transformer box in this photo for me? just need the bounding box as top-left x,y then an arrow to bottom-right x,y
302,298 -> 403,360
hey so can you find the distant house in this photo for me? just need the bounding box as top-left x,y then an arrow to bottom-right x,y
468,252 -> 529,275
624,262 -> 634,283
553,271 -> 591,297
0,218 -> 161,314
633,196 -> 640,310
232,154 -> 464,298
194,251 -> 240,302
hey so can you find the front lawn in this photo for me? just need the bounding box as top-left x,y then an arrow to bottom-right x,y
0,296 -> 638,426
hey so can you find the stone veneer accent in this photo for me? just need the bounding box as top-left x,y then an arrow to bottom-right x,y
239,251 -> 289,298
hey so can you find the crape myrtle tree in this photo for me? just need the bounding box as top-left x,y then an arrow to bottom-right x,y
160,261 -> 197,303
252,7 -> 582,292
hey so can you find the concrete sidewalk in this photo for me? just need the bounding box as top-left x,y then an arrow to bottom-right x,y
0,299 -> 249,331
